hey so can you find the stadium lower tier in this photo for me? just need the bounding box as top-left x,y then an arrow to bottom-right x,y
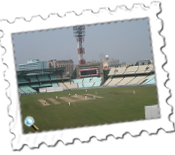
19,85 -> 37,94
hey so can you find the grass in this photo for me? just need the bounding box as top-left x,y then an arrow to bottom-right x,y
20,86 -> 159,133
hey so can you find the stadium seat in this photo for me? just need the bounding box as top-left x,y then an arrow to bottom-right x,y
64,82 -> 78,89
38,74 -> 50,82
30,83 -> 40,88
93,82 -> 101,87
83,82 -> 94,88
40,82 -> 51,87
78,83 -> 83,88
142,75 -> 155,85
73,79 -> 83,83
17,76 -> 29,84
28,76 -> 38,82
20,85 -> 37,93
52,82 -> 58,87
50,74 -> 57,80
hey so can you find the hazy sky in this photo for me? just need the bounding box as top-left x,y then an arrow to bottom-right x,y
12,17 -> 153,68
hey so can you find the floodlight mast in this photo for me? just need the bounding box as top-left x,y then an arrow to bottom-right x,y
73,26 -> 86,65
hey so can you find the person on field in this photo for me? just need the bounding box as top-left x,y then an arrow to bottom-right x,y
69,93 -> 71,97
68,102 -> 70,106
75,94 -> 77,98
56,96 -> 58,99
133,91 -> 135,94
45,100 -> 46,105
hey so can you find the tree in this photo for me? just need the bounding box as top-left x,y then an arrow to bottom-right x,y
71,68 -> 77,79
135,62 -> 139,66
142,62 -> 144,65
103,69 -> 110,82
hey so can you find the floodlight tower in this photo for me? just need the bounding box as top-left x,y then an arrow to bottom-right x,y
73,26 -> 86,65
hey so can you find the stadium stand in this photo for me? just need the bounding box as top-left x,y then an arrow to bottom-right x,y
142,75 -> 155,85
28,76 -> 38,82
103,77 -> 112,86
135,65 -> 149,74
107,77 -> 123,86
38,74 -> 50,82
73,79 -> 83,83
18,76 -> 28,84
55,73 -> 62,80
40,82 -> 51,87
124,66 -> 138,75
30,83 -> 40,88
114,67 -> 127,75
83,82 -> 94,88
93,81 -> 101,87
58,82 -> 67,90
18,88 -> 24,94
117,76 -> 135,86
64,82 -> 78,89
145,65 -> 154,73
20,85 -> 37,93
90,77 -> 102,82
78,83 -> 83,88
52,82 -> 59,87
126,76 -> 147,85
83,78 -> 91,82
50,74 -> 57,80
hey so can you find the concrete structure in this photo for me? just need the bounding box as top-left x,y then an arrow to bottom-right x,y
57,59 -> 74,75
48,59 -> 58,68
137,60 -> 151,66
19,59 -> 48,71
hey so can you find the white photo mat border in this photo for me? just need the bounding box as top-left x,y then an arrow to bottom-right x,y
0,1 -> 173,150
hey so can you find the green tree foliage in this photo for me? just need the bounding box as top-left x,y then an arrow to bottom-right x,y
71,68 -> 77,79
103,69 -> 110,82
135,62 -> 139,66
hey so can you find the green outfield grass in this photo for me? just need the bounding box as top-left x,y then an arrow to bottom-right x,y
20,86 -> 158,133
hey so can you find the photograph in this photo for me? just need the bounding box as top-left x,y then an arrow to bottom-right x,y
12,17 -> 159,134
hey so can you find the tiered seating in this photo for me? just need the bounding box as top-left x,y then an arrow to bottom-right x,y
142,75 -> 155,85
64,82 -> 78,89
108,68 -> 116,76
40,82 -> 51,87
117,76 -> 135,86
145,65 -> 154,73
18,88 -> 24,94
124,66 -> 138,75
58,83 -> 67,90
28,76 -> 38,82
135,65 -> 149,74
127,76 -> 147,85
17,76 -> 28,84
38,74 -> 50,81
50,74 -> 57,80
83,78 -> 91,82
52,82 -> 59,87
73,79 -> 83,83
103,78 -> 112,86
20,85 -> 37,93
62,72 -> 69,79
78,83 -> 83,88
90,77 -> 101,82
30,83 -> 40,88
114,67 -> 126,75
93,81 -> 101,87
107,77 -> 123,86
83,82 -> 94,88
55,73 -> 62,80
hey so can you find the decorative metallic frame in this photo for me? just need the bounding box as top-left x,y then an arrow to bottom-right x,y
0,0 -> 175,153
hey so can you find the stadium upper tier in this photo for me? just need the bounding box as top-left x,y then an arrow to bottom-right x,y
38,75 -> 50,81
18,76 -> 29,84
108,65 -> 154,76
28,76 -> 38,82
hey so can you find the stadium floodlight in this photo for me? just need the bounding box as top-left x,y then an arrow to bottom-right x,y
73,26 -> 86,65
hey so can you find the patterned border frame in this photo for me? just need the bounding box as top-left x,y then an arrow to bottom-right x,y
0,0 -> 175,152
